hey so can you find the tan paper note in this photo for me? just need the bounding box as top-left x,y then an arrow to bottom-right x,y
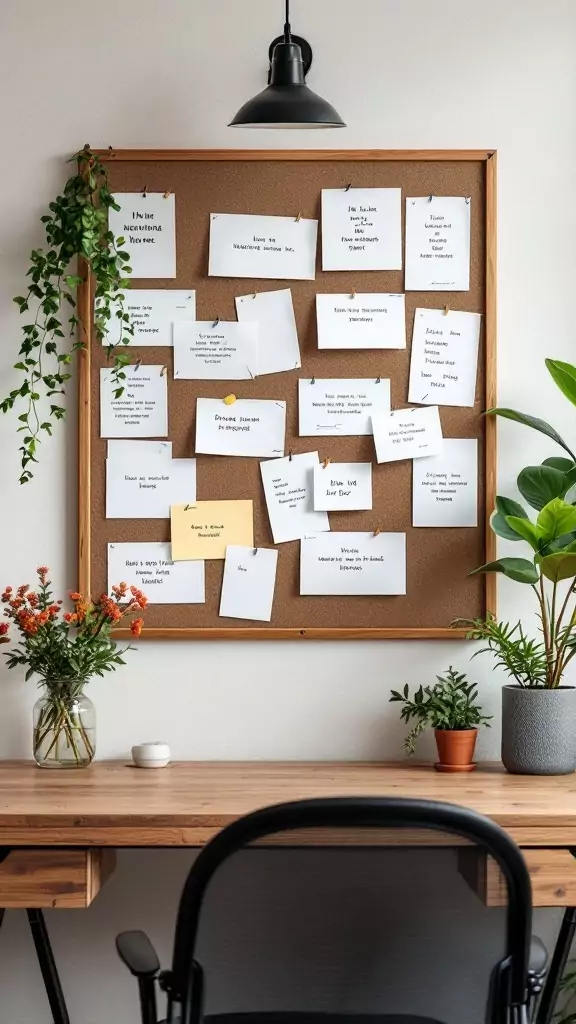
170,500 -> 254,561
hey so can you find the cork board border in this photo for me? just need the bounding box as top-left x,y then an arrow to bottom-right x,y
78,150 -> 497,640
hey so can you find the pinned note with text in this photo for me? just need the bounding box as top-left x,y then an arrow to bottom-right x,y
170,500 -> 254,561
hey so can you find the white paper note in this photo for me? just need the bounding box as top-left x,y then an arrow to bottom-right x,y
372,406 -> 443,464
321,188 -> 402,271
195,398 -> 286,458
98,290 -> 195,347
405,196 -> 471,291
408,308 -> 481,407
313,463 -> 372,512
236,289 -> 301,375
298,378 -> 391,436
109,193 -> 176,279
106,458 -> 196,519
107,440 -> 172,460
316,293 -> 406,350
412,438 -> 478,527
107,542 -> 205,604
173,321 -> 258,380
260,452 -> 330,544
300,533 -> 406,595
209,213 -> 318,281
100,366 -> 168,438
219,545 -> 278,622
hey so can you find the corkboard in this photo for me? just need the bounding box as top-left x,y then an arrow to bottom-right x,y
78,150 -> 497,640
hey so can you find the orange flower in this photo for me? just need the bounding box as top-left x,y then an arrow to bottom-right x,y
111,582 -> 129,599
130,617 -> 144,637
9,597 -> 23,610
48,604 -> 59,617
63,612 -> 78,624
0,623 -> 9,636
37,566 -> 49,577
129,585 -> 148,609
69,591 -> 82,602
1,588 -> 12,602
17,584 -> 29,597
27,592 -> 39,608
37,611 -> 49,626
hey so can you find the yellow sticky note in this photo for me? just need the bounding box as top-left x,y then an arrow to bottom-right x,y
170,500 -> 254,561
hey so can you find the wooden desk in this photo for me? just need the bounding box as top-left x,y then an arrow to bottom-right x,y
0,759 -> 575,908
0,759 -> 574,909
0,760 -> 572,1024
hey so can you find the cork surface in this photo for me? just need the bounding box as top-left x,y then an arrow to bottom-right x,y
89,157 -> 488,631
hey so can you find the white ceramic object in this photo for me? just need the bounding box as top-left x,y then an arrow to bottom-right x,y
131,741 -> 171,769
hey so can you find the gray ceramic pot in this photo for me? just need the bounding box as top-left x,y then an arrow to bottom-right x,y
501,684 -> 576,775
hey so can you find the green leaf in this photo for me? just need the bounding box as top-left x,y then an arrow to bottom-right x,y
504,516 -> 541,550
486,408 -> 576,460
491,496 -> 530,541
536,497 -> 576,542
542,456 -> 576,473
546,359 -> 576,408
469,558 -> 539,584
517,465 -> 568,510
540,551 -> 576,582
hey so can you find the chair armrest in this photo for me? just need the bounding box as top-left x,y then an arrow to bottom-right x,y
116,930 -> 161,978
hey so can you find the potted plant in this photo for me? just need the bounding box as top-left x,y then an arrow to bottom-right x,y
458,358 -> 576,775
389,667 -> 491,772
1,567 -> 147,768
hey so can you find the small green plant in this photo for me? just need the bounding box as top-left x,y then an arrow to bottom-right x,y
390,667 -> 491,755
0,144 -> 133,483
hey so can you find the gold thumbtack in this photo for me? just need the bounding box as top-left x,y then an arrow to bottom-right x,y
374,527 -> 382,537
323,457 -> 332,469
295,212 -> 302,222
223,394 -> 237,405
443,305 -> 450,316
163,190 -> 172,198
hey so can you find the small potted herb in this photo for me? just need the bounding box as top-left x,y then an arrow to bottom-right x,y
390,667 -> 491,772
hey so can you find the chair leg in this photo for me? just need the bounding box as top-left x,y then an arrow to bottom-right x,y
26,908 -> 71,1024
536,907 -> 576,1024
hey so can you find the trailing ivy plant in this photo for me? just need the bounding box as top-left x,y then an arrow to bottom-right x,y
1,144 -> 133,483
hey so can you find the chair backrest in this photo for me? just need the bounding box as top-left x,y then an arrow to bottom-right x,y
169,797 -> 532,1023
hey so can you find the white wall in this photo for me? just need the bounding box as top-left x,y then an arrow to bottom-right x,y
0,0 -> 574,1020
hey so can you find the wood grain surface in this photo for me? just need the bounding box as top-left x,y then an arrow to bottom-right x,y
0,760 -> 571,848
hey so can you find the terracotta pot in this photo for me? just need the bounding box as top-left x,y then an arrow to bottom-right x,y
434,728 -> 478,773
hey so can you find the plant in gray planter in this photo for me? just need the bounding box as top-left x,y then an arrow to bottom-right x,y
457,358 -> 576,775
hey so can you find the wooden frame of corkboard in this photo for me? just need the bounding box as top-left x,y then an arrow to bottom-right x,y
77,149 -> 497,641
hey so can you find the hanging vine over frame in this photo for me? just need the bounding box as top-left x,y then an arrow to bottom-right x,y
0,144 -> 133,483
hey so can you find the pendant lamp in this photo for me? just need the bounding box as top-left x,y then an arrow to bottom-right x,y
229,0 -> 345,129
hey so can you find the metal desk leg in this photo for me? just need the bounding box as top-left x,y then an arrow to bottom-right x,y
536,907 -> 576,1024
26,909 -> 70,1024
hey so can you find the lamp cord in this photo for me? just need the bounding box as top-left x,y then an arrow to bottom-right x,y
284,0 -> 291,41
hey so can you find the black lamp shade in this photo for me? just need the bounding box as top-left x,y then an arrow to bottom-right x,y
229,41 -> 345,129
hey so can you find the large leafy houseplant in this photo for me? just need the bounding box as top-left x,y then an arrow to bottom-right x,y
0,145 -> 133,483
458,359 -> 576,774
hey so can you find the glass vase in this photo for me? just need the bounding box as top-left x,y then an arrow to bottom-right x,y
33,686 -> 96,769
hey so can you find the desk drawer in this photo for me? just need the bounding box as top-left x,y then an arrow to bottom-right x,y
0,849 -> 116,908
459,848 -> 576,907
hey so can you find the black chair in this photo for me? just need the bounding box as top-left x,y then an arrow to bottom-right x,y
116,797 -> 547,1024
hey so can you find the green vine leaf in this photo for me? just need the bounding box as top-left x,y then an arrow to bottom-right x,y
0,144 -> 134,483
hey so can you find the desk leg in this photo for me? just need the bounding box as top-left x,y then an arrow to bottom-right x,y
26,909 -> 70,1024
536,907 -> 576,1024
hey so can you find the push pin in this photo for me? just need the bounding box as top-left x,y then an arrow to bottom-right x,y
428,194 -> 433,202
345,182 -> 352,191
212,316 -> 220,328
376,375 -> 381,383
374,527 -> 382,538
310,376 -> 316,385
253,547 -> 258,555
295,212 -> 302,222
223,394 -> 237,406
323,457 -> 332,469
289,449 -> 293,461
443,305 -> 450,316
160,365 -> 168,377
141,185 -> 148,197
134,358 -> 142,371
163,190 -> 172,199
351,288 -> 356,300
